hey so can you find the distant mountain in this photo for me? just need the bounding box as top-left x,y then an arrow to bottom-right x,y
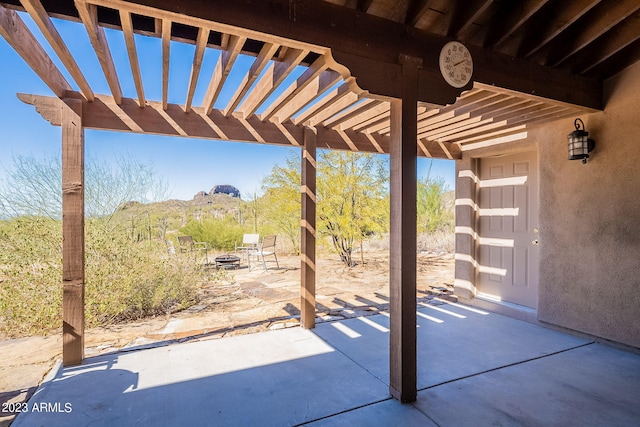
193,184 -> 241,200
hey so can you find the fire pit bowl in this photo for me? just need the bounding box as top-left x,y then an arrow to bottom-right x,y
214,254 -> 241,270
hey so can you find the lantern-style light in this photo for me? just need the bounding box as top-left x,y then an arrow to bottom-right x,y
567,118 -> 595,164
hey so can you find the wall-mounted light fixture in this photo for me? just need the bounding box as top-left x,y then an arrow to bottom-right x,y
567,118 -> 595,164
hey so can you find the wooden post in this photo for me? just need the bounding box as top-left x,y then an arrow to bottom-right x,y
389,55 -> 420,403
301,126 -> 317,329
62,98 -> 85,366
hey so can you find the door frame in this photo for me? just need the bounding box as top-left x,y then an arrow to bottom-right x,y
454,143 -> 540,321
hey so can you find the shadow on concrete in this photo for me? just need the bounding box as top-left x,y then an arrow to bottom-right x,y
12,303 -> 640,427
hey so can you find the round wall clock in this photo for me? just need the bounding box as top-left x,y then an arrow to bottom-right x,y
439,41 -> 473,88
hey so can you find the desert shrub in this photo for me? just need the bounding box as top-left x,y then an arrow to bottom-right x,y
84,218 -> 203,325
417,176 -> 454,233
0,217 -> 62,337
179,217 -> 245,251
0,216 -> 206,338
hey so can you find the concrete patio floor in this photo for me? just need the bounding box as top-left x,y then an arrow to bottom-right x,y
13,302 -> 640,426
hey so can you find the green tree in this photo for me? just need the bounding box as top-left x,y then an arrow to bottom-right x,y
317,151 -> 388,266
417,161 -> 453,233
260,154 -> 301,254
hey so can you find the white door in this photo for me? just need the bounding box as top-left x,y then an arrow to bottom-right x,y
477,150 -> 539,309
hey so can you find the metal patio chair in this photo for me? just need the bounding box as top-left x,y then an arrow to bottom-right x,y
249,235 -> 279,270
235,233 -> 260,264
177,235 -> 208,261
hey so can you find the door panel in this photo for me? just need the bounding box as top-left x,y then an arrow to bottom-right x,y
477,151 -> 539,309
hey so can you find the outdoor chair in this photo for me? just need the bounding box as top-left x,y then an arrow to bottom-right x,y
177,235 -> 208,261
235,233 -> 260,264
249,235 -> 279,270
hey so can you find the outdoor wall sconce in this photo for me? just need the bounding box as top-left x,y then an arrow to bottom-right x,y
567,118 -> 595,164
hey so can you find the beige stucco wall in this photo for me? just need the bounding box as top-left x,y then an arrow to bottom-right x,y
536,61 -> 640,348
455,61 -> 640,348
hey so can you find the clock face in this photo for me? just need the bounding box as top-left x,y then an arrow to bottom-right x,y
439,41 -> 473,88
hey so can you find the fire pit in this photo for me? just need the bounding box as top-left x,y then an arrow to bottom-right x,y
214,254 -> 241,270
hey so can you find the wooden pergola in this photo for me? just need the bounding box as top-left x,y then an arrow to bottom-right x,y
2,0 -> 636,403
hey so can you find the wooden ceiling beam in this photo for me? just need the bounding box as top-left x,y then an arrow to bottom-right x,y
483,0 -> 551,48
448,0 -> 495,39
418,112 -> 471,133
440,120 -> 514,143
202,34 -> 246,114
459,129 -> 529,151
322,98 -> 380,128
520,0 -> 601,58
269,71 -> 342,122
291,79 -> 355,125
350,110 -> 390,132
116,0 -> 602,109
17,92 -> 399,154
234,47 -> 308,119
306,91 -> 360,127
368,105 -> 428,134
222,42 -> 279,117
419,116 -> 487,140
19,0 -> 94,101
184,27 -> 209,112
119,10 -> 145,106
75,0 -> 123,104
356,0 -> 375,13
548,0 -> 640,67
574,11 -> 640,74
161,18 -> 170,110
258,55 -> 331,121
404,0 -> 429,27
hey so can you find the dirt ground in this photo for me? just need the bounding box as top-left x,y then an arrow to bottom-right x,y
0,251 -> 454,426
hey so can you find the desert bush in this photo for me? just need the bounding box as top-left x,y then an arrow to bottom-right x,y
0,217 -> 62,337
179,217 -> 245,251
0,216 -> 206,338
85,218 -> 203,325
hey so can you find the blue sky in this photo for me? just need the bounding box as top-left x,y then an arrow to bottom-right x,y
0,13 -> 455,201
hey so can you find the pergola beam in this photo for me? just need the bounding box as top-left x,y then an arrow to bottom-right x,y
19,0 -> 95,101
0,5 -> 72,98
75,0 -> 123,104
161,19 -> 170,110
118,0 -> 602,109
119,9 -> 145,106
17,93 -> 405,155
185,27 -> 209,113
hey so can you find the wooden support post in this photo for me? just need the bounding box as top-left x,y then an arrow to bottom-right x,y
61,98 -> 85,366
389,55 -> 420,403
301,126 -> 317,329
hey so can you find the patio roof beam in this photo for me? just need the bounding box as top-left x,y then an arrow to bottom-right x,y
184,27 -> 209,113
116,0 -> 602,109
0,5 -> 72,98
17,93 -> 401,154
19,0 -> 95,101
161,18 -> 170,110
119,9 -> 145,107
75,0 -> 123,104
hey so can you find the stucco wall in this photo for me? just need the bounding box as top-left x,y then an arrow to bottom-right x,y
537,61 -> 640,348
